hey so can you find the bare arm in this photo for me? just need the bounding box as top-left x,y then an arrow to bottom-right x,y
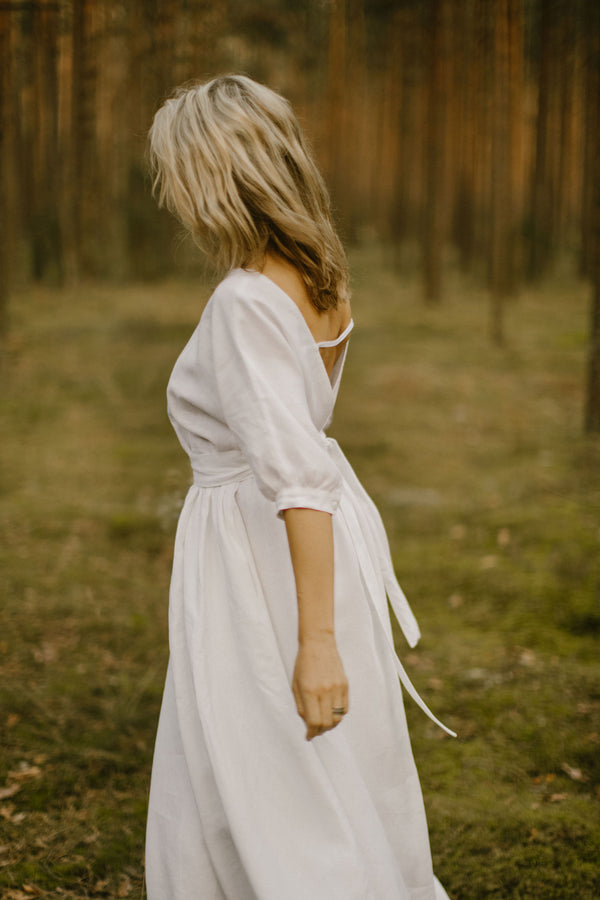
283,508 -> 349,740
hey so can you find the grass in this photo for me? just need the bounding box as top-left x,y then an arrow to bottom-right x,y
1,247 -> 599,898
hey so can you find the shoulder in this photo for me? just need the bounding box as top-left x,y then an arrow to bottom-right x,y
211,268 -> 265,312
209,268 -> 307,338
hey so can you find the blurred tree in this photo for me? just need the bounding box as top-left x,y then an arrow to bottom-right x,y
556,0 -> 576,243
0,8 -> 11,332
344,0 -> 368,238
451,0 -> 478,274
489,0 -> 512,344
31,0 -> 60,281
488,0 -> 526,342
96,1 -> 130,278
57,0 -> 78,285
580,0 -> 599,280
127,0 -> 194,279
13,2 -> 36,283
528,0 -> 557,279
507,0 -> 525,286
422,0 -> 451,304
70,0 -> 96,279
325,0 -> 347,226
584,0 -> 600,432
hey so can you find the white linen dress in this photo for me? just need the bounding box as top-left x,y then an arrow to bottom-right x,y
145,268 -> 453,900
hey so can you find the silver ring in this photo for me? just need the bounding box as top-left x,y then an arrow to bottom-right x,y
332,707 -> 347,715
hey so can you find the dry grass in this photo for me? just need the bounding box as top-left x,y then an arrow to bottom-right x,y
1,248 -> 599,898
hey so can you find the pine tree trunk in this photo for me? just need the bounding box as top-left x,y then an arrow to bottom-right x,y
451,0 -> 477,273
57,0 -> 78,284
345,0 -> 367,238
326,0 -> 347,229
97,2 -> 131,279
69,0 -> 87,281
489,0 -> 511,344
0,9 -> 11,334
507,0 -> 525,287
586,267 -> 600,433
528,0 -> 554,279
584,0 -> 600,432
556,2 -> 575,243
15,3 -> 36,280
33,1 -> 60,282
580,2 -> 600,279
422,0 -> 450,304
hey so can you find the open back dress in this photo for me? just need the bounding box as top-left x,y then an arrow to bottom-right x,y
145,268 -> 452,900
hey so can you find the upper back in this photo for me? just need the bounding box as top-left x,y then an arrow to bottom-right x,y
259,255 -> 352,373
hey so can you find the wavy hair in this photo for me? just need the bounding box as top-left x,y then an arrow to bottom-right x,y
148,75 -> 349,310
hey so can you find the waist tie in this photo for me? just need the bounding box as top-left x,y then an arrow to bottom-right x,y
191,449 -> 252,487
325,437 -> 457,738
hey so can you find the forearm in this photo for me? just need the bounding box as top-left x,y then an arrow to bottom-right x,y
283,507 -> 334,642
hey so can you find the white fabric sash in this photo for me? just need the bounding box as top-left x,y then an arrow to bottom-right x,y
192,449 -> 253,487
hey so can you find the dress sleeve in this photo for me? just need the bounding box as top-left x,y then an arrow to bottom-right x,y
209,279 -> 342,517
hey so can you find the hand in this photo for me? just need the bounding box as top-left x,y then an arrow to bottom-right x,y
292,634 -> 349,741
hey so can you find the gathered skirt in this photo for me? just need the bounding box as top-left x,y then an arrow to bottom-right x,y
146,445 -> 450,900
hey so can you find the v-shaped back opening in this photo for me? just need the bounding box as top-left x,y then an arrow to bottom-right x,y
327,340 -> 350,393
241,268 -> 353,389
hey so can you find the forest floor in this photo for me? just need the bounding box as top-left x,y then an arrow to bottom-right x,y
1,246 -> 599,899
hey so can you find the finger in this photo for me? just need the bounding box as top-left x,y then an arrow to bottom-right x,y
319,694 -> 334,732
341,680 -> 349,715
302,694 -> 322,741
329,688 -> 349,731
292,680 -> 305,720
306,724 -> 323,741
331,687 -> 348,721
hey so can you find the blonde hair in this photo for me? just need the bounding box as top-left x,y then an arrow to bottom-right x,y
148,75 -> 349,310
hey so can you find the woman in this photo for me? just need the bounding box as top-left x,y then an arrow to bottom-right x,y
146,74 -> 454,900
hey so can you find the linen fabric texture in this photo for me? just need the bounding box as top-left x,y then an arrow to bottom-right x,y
145,268 -> 451,900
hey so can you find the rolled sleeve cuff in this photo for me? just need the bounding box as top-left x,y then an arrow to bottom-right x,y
275,486 -> 342,518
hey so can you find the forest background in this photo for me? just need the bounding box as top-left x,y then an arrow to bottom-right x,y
1,0 -> 600,898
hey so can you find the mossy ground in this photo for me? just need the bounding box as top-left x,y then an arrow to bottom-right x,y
1,248 -> 599,898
